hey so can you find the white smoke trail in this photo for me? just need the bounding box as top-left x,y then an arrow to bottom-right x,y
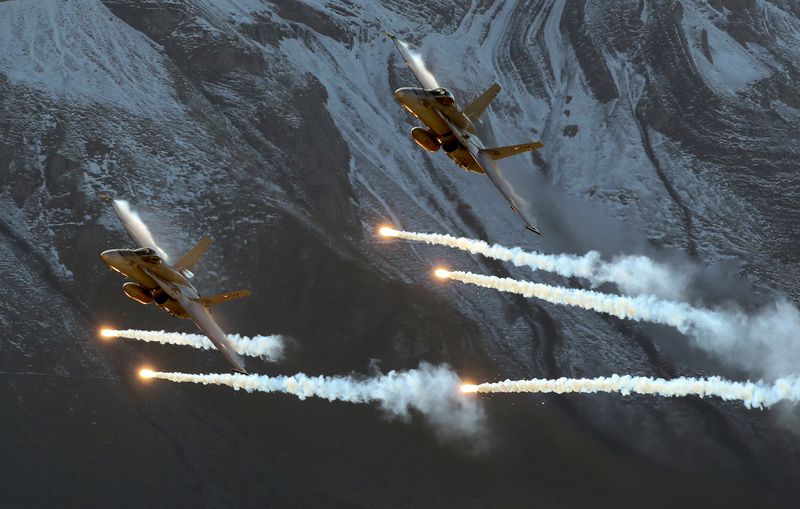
104,329 -> 285,362
380,228 -> 800,378
437,270 -> 800,377
462,374 -> 800,409
141,363 -> 487,444
437,270 -> 710,331
381,227 -> 684,299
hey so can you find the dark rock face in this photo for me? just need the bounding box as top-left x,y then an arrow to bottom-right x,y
1,0 -> 799,507
560,0 -> 621,104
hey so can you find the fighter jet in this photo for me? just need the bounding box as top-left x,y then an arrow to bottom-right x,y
387,32 -> 544,234
100,199 -> 250,373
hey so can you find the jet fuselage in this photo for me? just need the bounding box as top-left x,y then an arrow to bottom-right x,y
100,248 -> 193,318
394,87 -> 486,174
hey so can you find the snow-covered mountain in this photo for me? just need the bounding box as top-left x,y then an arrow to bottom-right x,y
1,0 -> 799,506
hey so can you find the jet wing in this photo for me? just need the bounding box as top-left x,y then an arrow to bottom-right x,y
178,295 -> 249,374
476,151 -> 541,234
111,200 -> 170,259
385,32 -> 440,90
441,118 -> 543,234
144,268 -> 248,374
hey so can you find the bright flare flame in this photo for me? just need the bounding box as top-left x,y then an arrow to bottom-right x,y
461,384 -> 479,394
379,226 -> 399,237
100,329 -> 115,338
139,369 -> 155,379
434,268 -> 451,279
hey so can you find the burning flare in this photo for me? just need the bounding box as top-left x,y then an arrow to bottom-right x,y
101,329 -> 285,362
379,226 -> 399,238
434,268 -> 451,279
462,374 -> 800,409
460,384 -> 479,394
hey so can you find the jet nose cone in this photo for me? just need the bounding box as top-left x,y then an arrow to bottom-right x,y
100,249 -> 122,269
394,88 -> 413,104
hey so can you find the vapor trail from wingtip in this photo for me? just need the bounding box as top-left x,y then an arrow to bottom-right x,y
103,329 -> 285,362
464,374 -> 800,409
112,199 -> 170,260
381,228 -> 684,299
396,39 -> 440,89
142,363 -> 487,443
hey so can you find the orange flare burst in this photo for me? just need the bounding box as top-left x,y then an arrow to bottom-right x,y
378,226 -> 399,237
434,268 -> 451,279
139,369 -> 155,379
460,384 -> 479,394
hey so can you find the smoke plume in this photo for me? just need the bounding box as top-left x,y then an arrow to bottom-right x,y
438,270 -> 800,377
463,374 -> 800,409
141,362 -> 487,444
104,329 -> 285,362
381,227 -> 686,299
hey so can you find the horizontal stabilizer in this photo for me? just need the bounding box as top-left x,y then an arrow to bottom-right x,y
199,289 -> 251,308
464,84 -> 501,122
481,141 -> 544,161
175,236 -> 212,272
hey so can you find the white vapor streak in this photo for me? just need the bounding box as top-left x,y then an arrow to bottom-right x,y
442,270 -> 708,332
106,329 -> 285,362
442,271 -> 800,377
397,40 -> 440,89
467,374 -> 800,409
145,363 -> 486,443
112,200 -> 169,260
384,228 -> 682,298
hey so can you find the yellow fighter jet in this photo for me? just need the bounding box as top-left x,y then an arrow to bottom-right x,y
387,32 -> 544,234
100,200 -> 250,373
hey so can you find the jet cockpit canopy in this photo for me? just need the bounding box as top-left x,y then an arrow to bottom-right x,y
133,247 -> 162,263
430,87 -> 456,108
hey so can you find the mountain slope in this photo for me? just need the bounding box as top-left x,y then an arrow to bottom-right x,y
1,0 -> 799,506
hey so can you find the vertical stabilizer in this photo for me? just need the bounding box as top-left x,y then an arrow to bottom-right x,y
175,236 -> 211,272
464,84 -> 501,122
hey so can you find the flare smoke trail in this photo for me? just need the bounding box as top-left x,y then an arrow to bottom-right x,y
436,270 -> 712,332
381,227 -> 682,298
462,374 -> 800,409
103,329 -> 285,362
140,362 -> 486,443
437,269 -> 800,377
